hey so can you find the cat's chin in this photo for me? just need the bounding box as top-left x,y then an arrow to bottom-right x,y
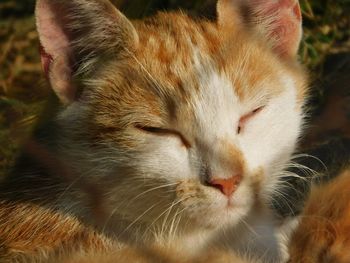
176,180 -> 253,230
177,195 -> 252,231
190,204 -> 251,230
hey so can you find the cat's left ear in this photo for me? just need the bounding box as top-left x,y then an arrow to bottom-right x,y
217,0 -> 302,59
35,0 -> 139,104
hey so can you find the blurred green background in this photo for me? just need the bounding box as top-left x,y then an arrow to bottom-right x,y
0,0 -> 349,176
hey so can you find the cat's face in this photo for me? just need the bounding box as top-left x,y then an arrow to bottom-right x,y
36,0 -> 307,236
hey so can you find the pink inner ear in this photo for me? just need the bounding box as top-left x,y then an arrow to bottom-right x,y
252,0 -> 302,58
292,1 -> 302,21
36,0 -> 71,62
39,44 -> 52,79
251,0 -> 302,25
36,0 -> 75,104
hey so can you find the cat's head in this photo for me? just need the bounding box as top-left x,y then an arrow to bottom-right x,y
35,0 -> 307,237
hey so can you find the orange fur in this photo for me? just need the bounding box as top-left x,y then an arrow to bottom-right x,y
0,201 -> 117,262
289,168 -> 350,262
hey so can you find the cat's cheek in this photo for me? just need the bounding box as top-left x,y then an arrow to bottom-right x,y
240,86 -> 302,174
135,136 -> 193,181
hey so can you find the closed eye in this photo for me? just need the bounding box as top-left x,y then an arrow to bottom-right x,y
237,106 -> 264,134
135,125 -> 191,148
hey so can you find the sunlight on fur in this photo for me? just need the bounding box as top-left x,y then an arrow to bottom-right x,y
0,0 -> 330,262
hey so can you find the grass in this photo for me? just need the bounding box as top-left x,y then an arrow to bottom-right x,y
300,0 -> 350,69
0,0 -> 349,175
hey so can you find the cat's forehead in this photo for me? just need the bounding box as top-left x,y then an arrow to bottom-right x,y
131,13 -> 299,103
135,13 -> 221,57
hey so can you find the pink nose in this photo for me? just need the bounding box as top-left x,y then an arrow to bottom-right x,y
207,175 -> 242,197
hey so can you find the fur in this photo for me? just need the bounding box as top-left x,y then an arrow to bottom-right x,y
289,168 -> 350,262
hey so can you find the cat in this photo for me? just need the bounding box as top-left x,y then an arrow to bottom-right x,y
0,0 -> 307,262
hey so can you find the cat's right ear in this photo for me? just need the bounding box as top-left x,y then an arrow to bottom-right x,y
217,0 -> 302,59
35,0 -> 139,104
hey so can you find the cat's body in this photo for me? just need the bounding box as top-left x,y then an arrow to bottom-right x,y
0,0 -> 310,262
